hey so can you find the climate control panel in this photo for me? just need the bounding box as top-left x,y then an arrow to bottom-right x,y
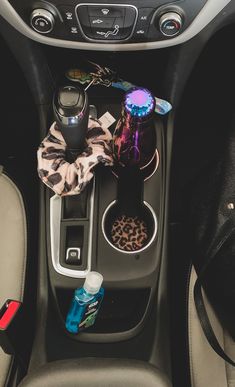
8,0 -> 207,44
76,4 -> 137,41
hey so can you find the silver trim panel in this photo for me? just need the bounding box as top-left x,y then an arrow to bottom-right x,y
0,0 -> 231,51
50,179 -> 95,278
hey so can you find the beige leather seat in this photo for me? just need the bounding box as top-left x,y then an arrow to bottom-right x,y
0,167 -> 27,387
188,266 -> 235,387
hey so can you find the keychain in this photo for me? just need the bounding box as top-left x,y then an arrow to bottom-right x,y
65,61 -> 172,115
66,61 -> 117,89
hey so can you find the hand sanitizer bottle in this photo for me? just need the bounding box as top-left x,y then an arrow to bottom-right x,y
65,272 -> 104,334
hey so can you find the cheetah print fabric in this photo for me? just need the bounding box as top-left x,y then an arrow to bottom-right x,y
37,118 -> 113,196
111,215 -> 148,251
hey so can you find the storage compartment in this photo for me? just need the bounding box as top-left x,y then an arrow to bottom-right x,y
41,45 -> 171,100
56,287 -> 151,334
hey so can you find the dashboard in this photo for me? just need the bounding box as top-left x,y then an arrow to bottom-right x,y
0,0 -> 232,50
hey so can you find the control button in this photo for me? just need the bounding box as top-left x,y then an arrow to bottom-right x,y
86,18 -> 124,40
90,17 -> 115,29
89,24 -> 121,40
59,6 -> 76,23
70,26 -> 79,35
30,9 -> 55,34
138,8 -> 154,23
159,12 -> 183,37
133,8 -> 153,39
135,28 -> 148,37
59,86 -> 79,107
65,12 -> 73,20
66,248 -> 81,265
87,6 -> 124,18
59,5 -> 82,38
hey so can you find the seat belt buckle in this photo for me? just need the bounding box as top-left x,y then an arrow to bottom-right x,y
0,300 -> 22,355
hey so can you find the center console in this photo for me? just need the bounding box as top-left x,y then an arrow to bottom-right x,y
46,82 -> 164,341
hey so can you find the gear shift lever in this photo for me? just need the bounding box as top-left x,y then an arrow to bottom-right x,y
53,85 -> 89,157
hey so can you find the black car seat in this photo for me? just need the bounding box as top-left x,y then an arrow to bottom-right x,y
188,266 -> 235,387
18,358 -> 171,387
0,167 -> 27,387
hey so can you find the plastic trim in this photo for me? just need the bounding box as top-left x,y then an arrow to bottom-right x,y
0,0 -> 231,51
50,179 -> 95,278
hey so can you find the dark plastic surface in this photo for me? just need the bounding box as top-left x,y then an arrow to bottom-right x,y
45,119 -> 163,344
95,124 -> 163,284
43,79 -> 165,342
47,116 -> 163,288
0,16 -> 54,105
8,0 -> 207,43
57,287 -> 150,334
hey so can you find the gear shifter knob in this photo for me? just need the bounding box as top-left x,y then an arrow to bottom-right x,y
53,85 -> 89,153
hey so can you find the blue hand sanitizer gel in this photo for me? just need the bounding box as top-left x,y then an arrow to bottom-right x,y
65,271 -> 104,334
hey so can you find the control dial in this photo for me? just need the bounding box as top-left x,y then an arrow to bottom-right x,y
159,12 -> 182,37
30,9 -> 55,34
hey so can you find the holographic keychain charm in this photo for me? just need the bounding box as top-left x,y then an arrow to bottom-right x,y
66,69 -> 92,85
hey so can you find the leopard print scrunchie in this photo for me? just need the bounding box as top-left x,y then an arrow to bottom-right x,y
37,118 -> 113,196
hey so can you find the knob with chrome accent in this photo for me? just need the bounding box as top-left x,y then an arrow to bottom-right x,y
30,9 -> 55,34
159,12 -> 182,37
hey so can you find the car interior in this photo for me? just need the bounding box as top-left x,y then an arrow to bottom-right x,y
1,0 -> 235,386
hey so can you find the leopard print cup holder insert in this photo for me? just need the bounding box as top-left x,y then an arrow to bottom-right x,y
102,200 -> 158,254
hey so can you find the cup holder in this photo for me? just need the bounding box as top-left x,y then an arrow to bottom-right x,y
112,149 -> 159,182
102,201 -> 158,254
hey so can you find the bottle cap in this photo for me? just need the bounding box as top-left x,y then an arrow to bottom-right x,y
125,88 -> 155,118
84,272 -> 103,295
